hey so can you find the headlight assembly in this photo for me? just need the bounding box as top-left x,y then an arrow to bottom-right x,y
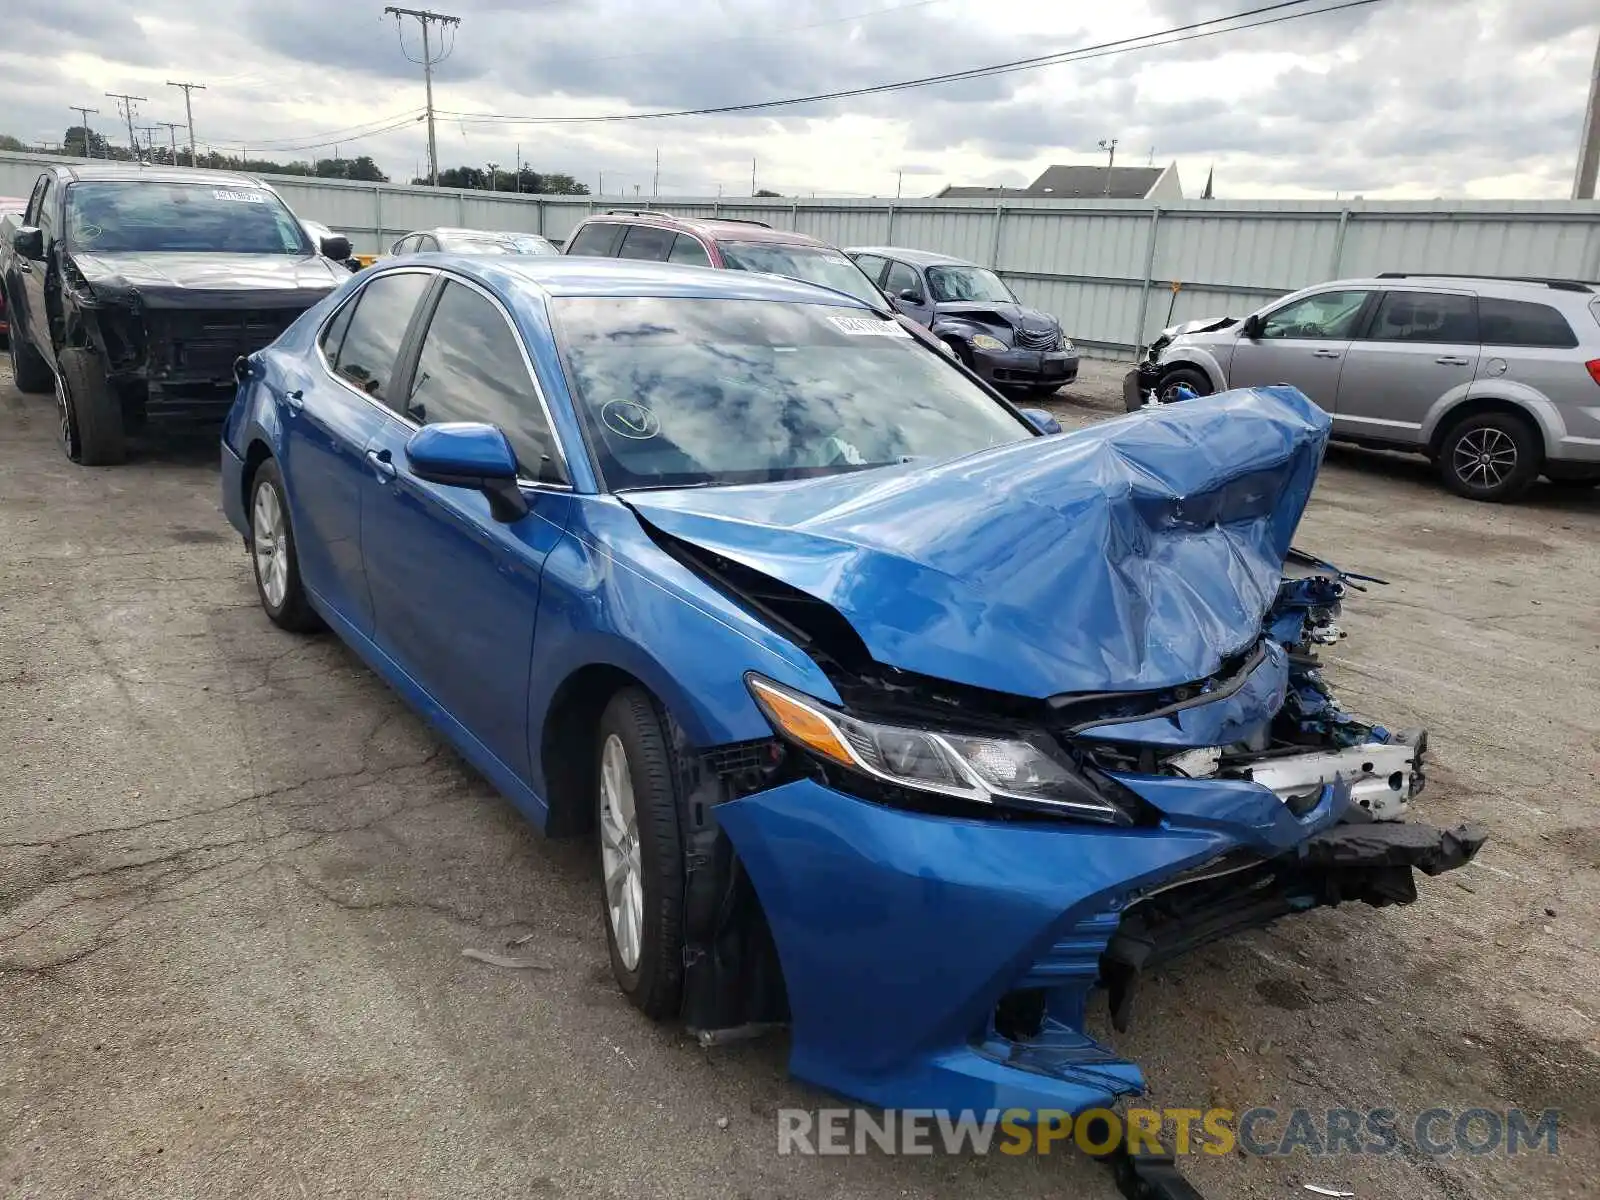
747,675 -> 1123,821
969,333 -> 1008,353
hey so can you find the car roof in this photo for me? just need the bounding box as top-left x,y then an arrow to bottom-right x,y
52,163 -> 268,189
1310,275 -> 1599,297
375,254 -> 876,308
848,245 -> 976,268
579,211 -> 829,247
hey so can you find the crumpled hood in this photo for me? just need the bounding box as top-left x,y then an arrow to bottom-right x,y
71,251 -> 344,301
627,386 -> 1330,700
935,300 -> 1059,334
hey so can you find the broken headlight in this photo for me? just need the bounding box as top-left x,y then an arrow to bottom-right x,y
747,675 -> 1123,821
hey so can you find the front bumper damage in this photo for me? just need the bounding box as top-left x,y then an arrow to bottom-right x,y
682,556 -> 1485,1117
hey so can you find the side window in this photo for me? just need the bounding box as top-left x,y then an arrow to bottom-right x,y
1477,298 -> 1577,349
565,222 -> 623,257
667,234 -> 711,267
852,254 -> 888,284
884,260 -> 920,299
319,293 -> 360,363
420,235 -> 440,252
389,236 -> 411,256
406,281 -> 565,483
1366,292 -> 1477,344
1260,290 -> 1371,340
25,175 -> 48,225
617,224 -> 675,261
329,271 -> 432,405
35,178 -> 56,239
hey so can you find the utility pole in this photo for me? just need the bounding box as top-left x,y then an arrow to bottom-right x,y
486,162 -> 497,191
652,148 -> 660,199
597,170 -> 604,195
158,121 -> 183,165
105,92 -> 148,159
69,106 -> 99,157
1574,27 -> 1600,200
138,126 -> 159,163
751,157 -> 757,196
166,81 -> 205,166
384,6 -> 461,188
1098,138 -> 1118,195
514,143 -> 520,193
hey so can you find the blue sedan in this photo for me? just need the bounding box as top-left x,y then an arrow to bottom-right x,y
220,256 -> 1481,1117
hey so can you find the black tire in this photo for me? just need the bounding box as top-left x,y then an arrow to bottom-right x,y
248,458 -> 322,633
6,313 -> 53,394
595,687 -> 684,1020
1435,411 -> 1541,503
1157,366 -> 1212,403
56,348 -> 125,465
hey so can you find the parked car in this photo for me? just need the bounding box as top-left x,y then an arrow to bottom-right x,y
848,246 -> 1078,397
1,164 -> 350,465
387,227 -> 555,257
300,219 -> 363,272
221,255 -> 1480,1119
1127,273 -> 1600,501
0,196 -> 24,343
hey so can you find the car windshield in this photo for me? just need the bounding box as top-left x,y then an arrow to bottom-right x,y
927,265 -> 1016,304
552,297 -> 1032,490
500,233 -> 559,255
64,182 -> 310,254
438,234 -> 519,255
717,241 -> 884,308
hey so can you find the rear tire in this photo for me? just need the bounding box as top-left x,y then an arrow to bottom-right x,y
7,317 -> 53,394
248,458 -> 322,633
596,687 -> 684,1021
1435,411 -> 1540,503
1157,366 -> 1212,403
56,348 -> 125,465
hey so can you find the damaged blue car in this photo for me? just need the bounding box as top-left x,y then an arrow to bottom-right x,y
220,257 -> 1483,1119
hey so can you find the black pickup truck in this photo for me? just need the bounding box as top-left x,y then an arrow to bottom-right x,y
2,164 -> 351,465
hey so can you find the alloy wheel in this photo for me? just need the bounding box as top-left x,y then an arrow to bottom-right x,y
598,733 -> 644,972
252,483 -> 290,609
53,369 -> 76,459
1453,426 -> 1517,490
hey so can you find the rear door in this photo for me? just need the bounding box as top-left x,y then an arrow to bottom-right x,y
360,276 -> 572,780
1226,288 -> 1375,409
1334,290 -> 1479,444
284,268 -> 434,634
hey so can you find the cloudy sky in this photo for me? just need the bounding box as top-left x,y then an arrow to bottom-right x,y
4,0 -> 1597,199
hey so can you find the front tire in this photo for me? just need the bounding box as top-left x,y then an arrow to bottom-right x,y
596,688 -> 684,1020
1436,412 -> 1540,503
7,317 -> 53,394
249,458 -> 322,632
56,348 -> 125,465
1157,366 -> 1212,403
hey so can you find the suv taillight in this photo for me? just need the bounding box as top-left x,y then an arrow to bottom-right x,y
1588,359 -> 1600,387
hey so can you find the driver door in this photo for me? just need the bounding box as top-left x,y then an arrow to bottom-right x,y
883,259 -> 934,327
1226,289 -> 1376,411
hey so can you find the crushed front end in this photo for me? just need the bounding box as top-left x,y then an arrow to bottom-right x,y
652,388 -> 1483,1116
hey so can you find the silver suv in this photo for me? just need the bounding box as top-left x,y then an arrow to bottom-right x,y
1127,274 -> 1600,501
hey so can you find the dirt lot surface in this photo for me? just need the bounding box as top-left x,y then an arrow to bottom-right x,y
3,358 -> 1597,1199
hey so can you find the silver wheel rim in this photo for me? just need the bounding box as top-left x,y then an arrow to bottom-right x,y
599,733 -> 644,972
252,482 -> 290,609
1453,427 -> 1517,489
54,371 -> 72,454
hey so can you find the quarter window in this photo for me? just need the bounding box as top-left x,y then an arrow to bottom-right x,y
618,224 -> 676,261
1260,290 -> 1371,340
319,294 -> 359,362
1477,297 -> 1577,348
1366,292 -> 1477,344
406,281 -> 565,483
328,271 -> 431,406
667,234 -> 711,267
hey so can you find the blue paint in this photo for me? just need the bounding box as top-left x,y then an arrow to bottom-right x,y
404,421 -> 519,479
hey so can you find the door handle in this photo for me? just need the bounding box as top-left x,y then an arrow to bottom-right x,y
365,448 -> 397,481
1310,349 -> 1341,359
1434,356 -> 1470,366
15,261 -> 31,274
283,388 -> 305,414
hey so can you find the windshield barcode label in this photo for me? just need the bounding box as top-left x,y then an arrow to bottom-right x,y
829,315 -> 909,337
213,189 -> 266,203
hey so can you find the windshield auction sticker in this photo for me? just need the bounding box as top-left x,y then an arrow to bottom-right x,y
601,400 -> 660,440
827,315 -> 910,338
213,189 -> 266,203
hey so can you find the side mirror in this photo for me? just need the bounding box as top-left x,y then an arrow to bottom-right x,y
897,288 -> 925,304
1018,407 -> 1062,436
1241,313 -> 1265,339
319,234 -> 352,261
404,422 -> 529,522
11,227 -> 43,261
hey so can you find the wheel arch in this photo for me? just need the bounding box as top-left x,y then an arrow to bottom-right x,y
1423,393 -> 1550,459
538,661 -> 657,838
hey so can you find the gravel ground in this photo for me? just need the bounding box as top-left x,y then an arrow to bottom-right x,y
2,358 -> 1597,1199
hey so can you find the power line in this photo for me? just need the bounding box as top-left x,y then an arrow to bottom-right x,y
166,81 -> 206,166
69,106 -> 99,158
211,109 -> 427,152
104,92 -> 148,157
438,0 -> 1379,126
385,6 -> 461,186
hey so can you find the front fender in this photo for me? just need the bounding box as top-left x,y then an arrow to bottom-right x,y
1154,342 -> 1230,392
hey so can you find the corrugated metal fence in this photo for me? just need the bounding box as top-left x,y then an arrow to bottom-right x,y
5,149 -> 1598,357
